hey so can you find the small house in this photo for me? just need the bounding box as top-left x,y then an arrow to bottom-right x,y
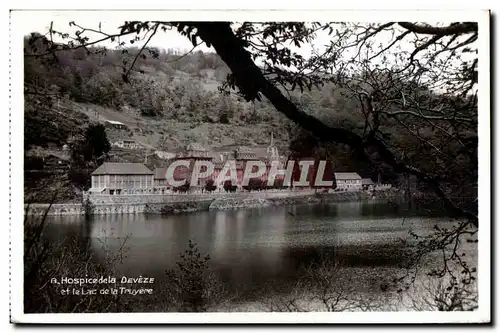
104,120 -> 127,130
112,139 -> 141,150
334,172 -> 362,191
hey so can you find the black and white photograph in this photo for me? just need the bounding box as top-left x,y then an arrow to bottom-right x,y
9,9 -> 490,324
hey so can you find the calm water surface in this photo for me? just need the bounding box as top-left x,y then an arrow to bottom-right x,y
43,200 -> 477,310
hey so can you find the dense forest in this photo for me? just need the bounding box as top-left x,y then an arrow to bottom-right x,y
24,33 -> 288,144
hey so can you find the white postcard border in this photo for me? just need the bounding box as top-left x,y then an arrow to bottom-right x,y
9,9 -> 491,324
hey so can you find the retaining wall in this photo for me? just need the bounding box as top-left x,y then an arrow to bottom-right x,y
26,190 -> 316,216
25,189 -> 399,216
25,203 -> 86,216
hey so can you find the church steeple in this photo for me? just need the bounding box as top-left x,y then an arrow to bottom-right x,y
267,131 -> 279,160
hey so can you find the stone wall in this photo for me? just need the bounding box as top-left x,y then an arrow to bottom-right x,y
25,203 -> 85,216
25,189 -> 402,216
85,189 -> 316,206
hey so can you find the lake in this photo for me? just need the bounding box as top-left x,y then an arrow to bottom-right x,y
42,200 -> 478,311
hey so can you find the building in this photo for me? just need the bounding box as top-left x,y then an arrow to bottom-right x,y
170,143 -> 213,188
210,134 -> 286,190
155,150 -> 176,160
90,162 -> 154,195
288,155 -> 334,190
104,120 -> 127,130
334,172 -> 362,191
112,139 -> 142,150
154,167 -> 168,187
361,178 -> 375,190
164,133 -> 286,191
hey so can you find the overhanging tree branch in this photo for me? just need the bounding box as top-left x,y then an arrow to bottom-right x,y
397,22 -> 478,36
185,22 -> 478,227
122,23 -> 160,82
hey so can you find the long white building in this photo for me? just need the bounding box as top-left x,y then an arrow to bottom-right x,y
90,162 -> 154,195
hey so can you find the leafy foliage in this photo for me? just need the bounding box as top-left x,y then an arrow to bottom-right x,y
204,179 -> 217,192
67,123 -> 111,190
164,240 -> 225,312
173,182 -> 191,193
70,124 -> 111,164
242,178 -> 266,191
223,180 -> 237,192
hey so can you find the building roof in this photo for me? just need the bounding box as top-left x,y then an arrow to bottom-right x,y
155,151 -> 176,160
362,178 -> 374,185
235,146 -> 258,160
92,163 -> 153,175
154,167 -> 168,180
105,120 -> 125,125
113,139 -> 136,144
334,172 -> 362,180
174,143 -> 211,159
186,143 -> 207,152
88,187 -> 106,193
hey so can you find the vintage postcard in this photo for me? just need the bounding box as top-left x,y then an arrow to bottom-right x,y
9,9 -> 491,324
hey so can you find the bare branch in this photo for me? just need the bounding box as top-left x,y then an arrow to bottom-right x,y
123,23 -> 160,80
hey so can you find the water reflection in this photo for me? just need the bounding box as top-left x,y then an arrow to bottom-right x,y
42,201 -> 473,299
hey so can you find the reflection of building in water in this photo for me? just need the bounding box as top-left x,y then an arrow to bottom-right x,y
212,211 -> 228,257
209,209 -> 288,271
89,214 -> 180,276
335,201 -> 362,216
235,210 -> 246,240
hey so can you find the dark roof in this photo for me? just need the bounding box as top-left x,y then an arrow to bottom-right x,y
154,167 -> 168,180
92,163 -> 153,175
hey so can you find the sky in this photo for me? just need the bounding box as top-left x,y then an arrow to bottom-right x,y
18,11 -> 212,53
15,10 -> 479,87
16,10 -> 440,59
15,11 -> 401,72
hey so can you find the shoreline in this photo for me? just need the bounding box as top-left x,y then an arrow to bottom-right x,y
24,189 -> 405,217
